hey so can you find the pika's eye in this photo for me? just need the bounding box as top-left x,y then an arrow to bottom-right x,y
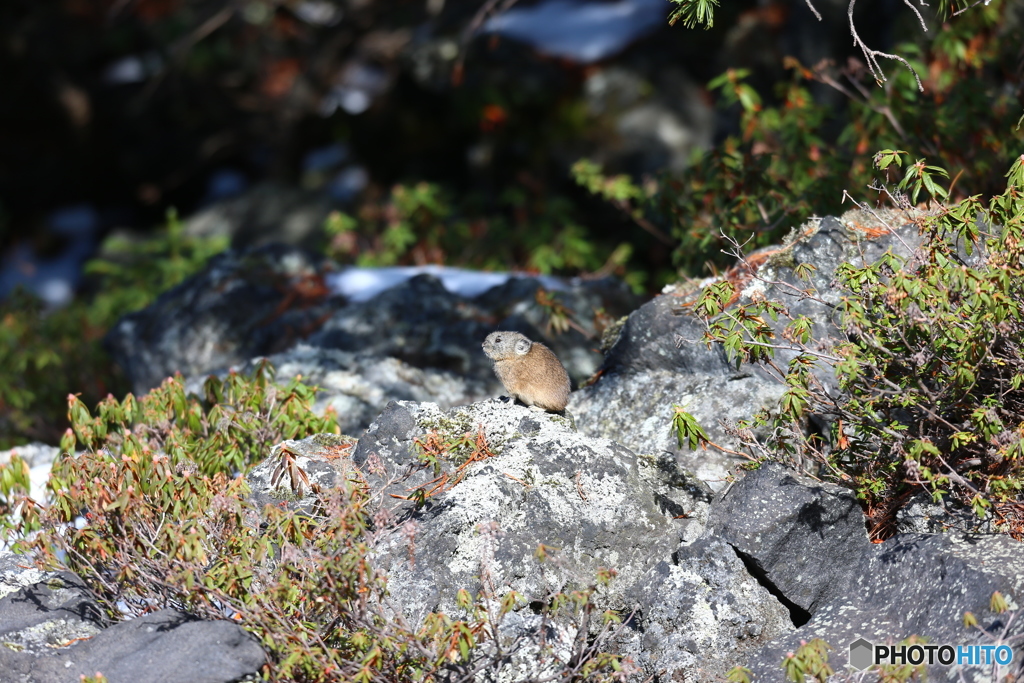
495,336 -> 502,343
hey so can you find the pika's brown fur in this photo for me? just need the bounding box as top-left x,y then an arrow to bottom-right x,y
482,331 -> 571,412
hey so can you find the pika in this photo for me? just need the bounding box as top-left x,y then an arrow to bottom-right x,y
482,331 -> 571,413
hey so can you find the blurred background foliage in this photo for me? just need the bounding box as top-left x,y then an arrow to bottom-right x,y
0,0 -> 1022,447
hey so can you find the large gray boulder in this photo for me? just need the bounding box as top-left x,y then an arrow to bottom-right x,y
269,400 -> 794,682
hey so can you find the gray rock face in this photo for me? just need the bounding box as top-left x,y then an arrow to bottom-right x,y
334,400 -> 793,681
708,464 -> 1024,681
0,558 -> 266,683
620,537 -> 795,680
367,400 -> 679,615
1,609 -> 265,683
706,463 -> 869,617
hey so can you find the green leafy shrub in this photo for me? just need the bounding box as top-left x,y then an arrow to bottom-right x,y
690,152 -> 1024,539
324,180 -> 642,290
1,364 -> 632,682
781,638 -> 833,683
579,0 -> 1023,280
0,210 -> 227,449
0,289 -> 116,448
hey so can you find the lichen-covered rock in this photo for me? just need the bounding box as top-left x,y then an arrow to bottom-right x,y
0,548 -> 60,601
362,399 -> 680,618
619,537 -> 794,681
0,571 -> 105,657
342,399 -> 792,681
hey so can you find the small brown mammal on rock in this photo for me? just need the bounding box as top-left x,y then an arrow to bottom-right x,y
482,331 -> 571,412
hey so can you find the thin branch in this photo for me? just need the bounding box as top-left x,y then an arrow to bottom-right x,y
953,0 -> 989,15
847,0 -> 925,91
802,0 -> 823,21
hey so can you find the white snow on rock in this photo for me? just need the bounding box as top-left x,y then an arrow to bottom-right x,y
481,0 -> 667,63
325,265 -> 568,302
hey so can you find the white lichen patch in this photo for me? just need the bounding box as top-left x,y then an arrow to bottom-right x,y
3,617 -> 102,655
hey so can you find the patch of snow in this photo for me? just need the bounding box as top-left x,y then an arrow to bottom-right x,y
482,0 -> 667,63
326,265 -> 569,302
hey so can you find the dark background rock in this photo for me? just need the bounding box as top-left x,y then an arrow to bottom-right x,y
114,247 -> 640,437
105,243 -> 334,395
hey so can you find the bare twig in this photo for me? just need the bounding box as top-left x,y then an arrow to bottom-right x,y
847,0 -> 925,91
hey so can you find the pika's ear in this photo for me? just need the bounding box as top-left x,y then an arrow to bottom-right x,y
514,338 -> 532,355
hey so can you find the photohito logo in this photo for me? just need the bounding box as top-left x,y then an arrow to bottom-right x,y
848,638 -> 1015,670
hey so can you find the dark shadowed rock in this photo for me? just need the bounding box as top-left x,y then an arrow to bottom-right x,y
105,243 -> 334,395
710,464 -> 1024,681
705,462 -> 869,616
743,532 -> 1024,682
184,180 -> 336,249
